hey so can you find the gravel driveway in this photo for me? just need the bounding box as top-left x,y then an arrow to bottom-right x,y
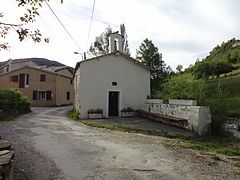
0,106 -> 239,180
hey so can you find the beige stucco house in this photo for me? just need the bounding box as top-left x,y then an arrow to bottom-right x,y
74,33 -> 151,118
0,66 -> 74,106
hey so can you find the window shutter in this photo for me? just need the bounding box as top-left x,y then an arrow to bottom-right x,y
19,74 -> 25,88
46,91 -> 52,100
33,91 -> 38,100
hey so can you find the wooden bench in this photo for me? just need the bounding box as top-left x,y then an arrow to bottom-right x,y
136,110 -> 188,129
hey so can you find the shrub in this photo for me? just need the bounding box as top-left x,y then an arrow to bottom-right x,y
121,107 -> 134,112
0,88 -> 31,121
199,81 -> 229,135
17,96 -> 31,114
88,109 -> 103,114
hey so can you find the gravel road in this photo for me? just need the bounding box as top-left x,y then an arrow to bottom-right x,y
0,106 -> 239,180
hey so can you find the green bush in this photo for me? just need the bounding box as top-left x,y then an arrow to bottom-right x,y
0,88 -> 31,121
17,96 -> 31,114
199,81 -> 229,135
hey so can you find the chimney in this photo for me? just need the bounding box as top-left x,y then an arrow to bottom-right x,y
8,59 -> 12,72
108,32 -> 123,53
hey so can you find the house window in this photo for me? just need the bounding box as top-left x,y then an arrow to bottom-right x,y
33,90 -> 52,101
66,92 -> 70,100
39,91 -> 46,100
70,79 -> 73,84
10,75 -> 18,82
19,74 -> 29,88
40,74 -> 46,82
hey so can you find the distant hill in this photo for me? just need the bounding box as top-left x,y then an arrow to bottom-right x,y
204,38 -> 240,63
12,58 -> 66,67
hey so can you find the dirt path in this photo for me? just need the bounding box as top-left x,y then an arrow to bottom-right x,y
0,106 -> 239,180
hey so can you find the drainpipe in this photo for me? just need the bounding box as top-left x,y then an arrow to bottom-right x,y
56,74 -> 60,106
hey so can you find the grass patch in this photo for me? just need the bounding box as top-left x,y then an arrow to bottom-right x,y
234,159 -> 240,167
79,120 -> 184,138
224,97 -> 240,116
172,136 -> 240,167
178,136 -> 240,156
68,109 -> 79,120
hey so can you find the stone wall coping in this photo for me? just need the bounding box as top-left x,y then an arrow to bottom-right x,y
146,99 -> 163,104
169,99 -> 197,106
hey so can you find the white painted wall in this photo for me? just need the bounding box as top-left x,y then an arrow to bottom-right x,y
74,53 -> 150,118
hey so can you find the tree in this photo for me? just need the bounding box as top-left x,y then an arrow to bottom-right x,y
89,25 -> 112,56
120,24 -> 130,55
89,24 -> 130,56
176,65 -> 183,73
0,0 -> 63,51
162,74 -> 204,100
136,38 -> 171,90
193,59 -> 234,79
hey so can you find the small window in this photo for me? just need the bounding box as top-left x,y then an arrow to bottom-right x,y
10,75 -> 18,82
112,82 -> 117,86
70,79 -> 73,84
40,74 -> 46,82
38,91 -> 46,100
67,92 -> 70,100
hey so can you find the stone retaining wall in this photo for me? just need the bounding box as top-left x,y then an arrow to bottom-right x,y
0,138 -> 14,180
145,99 -> 211,135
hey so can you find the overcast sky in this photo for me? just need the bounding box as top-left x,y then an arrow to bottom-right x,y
0,0 -> 240,70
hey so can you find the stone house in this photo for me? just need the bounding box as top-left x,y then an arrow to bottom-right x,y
74,32 -> 151,118
0,65 -> 74,106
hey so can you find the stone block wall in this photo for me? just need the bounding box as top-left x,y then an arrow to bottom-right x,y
145,99 -> 211,135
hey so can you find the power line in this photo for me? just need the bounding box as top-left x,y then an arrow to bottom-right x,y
85,0 -> 96,52
44,0 -> 83,54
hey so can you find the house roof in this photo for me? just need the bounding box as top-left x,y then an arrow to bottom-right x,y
42,66 -> 74,74
0,58 -> 73,78
0,58 -> 65,68
74,51 -> 151,77
0,65 -> 72,79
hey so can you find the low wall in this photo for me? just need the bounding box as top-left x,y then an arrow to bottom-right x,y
145,99 -> 211,135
